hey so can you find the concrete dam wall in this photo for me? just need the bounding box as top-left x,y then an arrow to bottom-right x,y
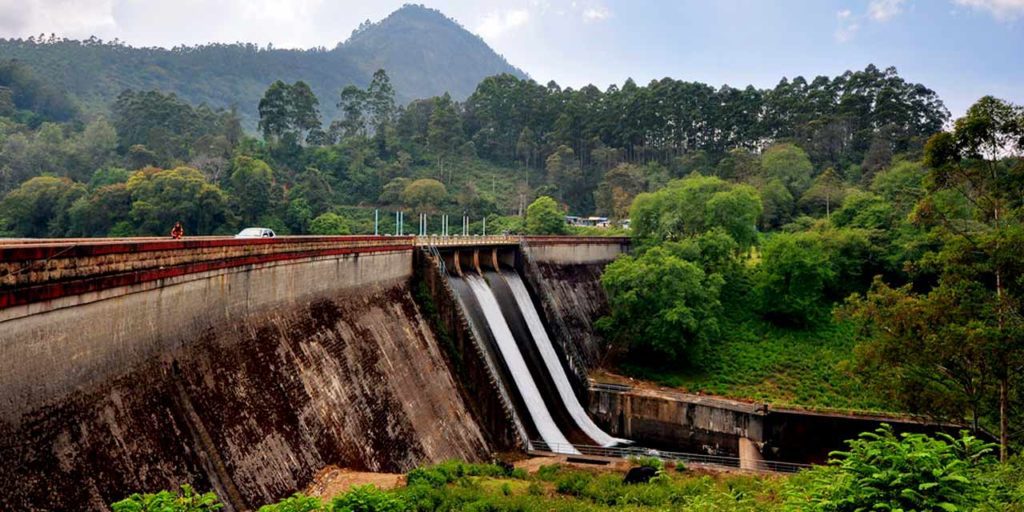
0,237 -> 490,511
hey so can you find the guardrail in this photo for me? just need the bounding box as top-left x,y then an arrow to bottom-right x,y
415,235 -> 519,246
529,440 -> 812,474
590,382 -> 634,393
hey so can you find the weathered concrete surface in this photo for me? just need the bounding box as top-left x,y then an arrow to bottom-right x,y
588,385 -> 765,457
0,244 -> 489,511
1,249 -> 413,425
588,383 -> 977,465
524,237 -> 629,265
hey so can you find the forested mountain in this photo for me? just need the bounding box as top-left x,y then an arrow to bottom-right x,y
0,4 -> 526,129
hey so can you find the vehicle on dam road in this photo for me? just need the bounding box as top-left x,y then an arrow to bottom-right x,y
235,227 -> 276,238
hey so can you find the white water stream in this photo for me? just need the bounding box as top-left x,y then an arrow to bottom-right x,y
502,271 -> 629,448
464,274 -> 578,454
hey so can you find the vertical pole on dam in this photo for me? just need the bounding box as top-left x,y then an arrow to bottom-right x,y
483,216 -> 486,236
374,209 -> 379,236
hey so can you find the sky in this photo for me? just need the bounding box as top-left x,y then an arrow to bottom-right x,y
1,0 -> 1022,117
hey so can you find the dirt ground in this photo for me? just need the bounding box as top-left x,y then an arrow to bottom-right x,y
303,466 -> 405,500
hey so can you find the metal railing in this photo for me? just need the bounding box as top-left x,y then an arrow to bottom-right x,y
529,440 -> 812,474
415,234 -> 519,247
590,382 -> 634,393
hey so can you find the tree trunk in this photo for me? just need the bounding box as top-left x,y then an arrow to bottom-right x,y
1000,376 -> 1009,462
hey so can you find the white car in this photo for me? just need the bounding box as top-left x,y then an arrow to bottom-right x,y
235,227 -> 276,238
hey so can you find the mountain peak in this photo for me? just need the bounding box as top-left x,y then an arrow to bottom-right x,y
340,4 -> 528,100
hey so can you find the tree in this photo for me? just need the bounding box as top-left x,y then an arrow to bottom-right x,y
427,93 -> 463,179
629,174 -> 762,250
544,145 -> 582,210
594,163 -> 645,219
308,212 -> 351,235
379,177 -> 410,205
288,81 -> 321,143
366,69 -> 396,135
400,178 -> 447,213
126,166 -> 230,235
525,195 -> 566,235
799,167 -> 846,219
258,81 -> 321,145
598,245 -> 725,364
760,143 -> 814,197
756,178 -> 794,230
756,231 -> 835,326
66,183 -> 132,236
257,80 -> 291,141
228,156 -> 276,225
335,85 -> 367,138
0,175 -> 84,237
892,96 -> 1024,459
705,184 -> 762,250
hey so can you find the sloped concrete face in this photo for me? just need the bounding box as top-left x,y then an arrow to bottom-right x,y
0,249 -> 489,511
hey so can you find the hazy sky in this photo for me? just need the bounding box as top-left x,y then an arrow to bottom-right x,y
1,0 -> 1022,116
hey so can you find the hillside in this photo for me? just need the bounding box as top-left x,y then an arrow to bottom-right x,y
0,4 -> 527,129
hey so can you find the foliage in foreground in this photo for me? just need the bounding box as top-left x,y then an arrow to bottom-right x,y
787,425 -> 1015,511
117,435 -> 1024,511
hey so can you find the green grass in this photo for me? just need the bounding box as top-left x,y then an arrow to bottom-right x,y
619,318 -> 893,413
251,461 -> 790,512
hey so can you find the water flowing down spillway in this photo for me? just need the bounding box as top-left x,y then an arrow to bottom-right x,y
463,274 -> 579,454
502,271 -> 629,448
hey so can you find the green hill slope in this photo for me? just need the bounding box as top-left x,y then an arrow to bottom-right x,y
0,5 -> 527,128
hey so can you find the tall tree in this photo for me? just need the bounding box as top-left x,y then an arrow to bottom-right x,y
848,96 -> 1024,459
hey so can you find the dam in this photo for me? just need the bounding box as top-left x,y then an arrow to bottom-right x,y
0,235 -> 963,510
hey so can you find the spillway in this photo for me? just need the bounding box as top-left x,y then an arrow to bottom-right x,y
502,271 -> 628,448
463,274 -> 578,453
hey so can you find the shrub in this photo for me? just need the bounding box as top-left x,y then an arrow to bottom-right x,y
330,485 -> 407,512
111,484 -> 222,512
257,493 -> 323,512
554,472 -> 593,497
405,461 -> 506,489
786,424 -> 996,511
535,464 -> 561,481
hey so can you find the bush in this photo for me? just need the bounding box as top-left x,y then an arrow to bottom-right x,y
405,461 -> 506,489
111,484 -> 222,512
554,472 -> 593,497
330,485 -> 407,512
786,424 -> 996,511
257,493 -> 323,512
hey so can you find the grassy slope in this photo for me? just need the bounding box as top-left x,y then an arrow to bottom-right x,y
617,318 -> 891,413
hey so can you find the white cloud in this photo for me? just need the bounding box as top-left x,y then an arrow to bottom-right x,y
835,9 -> 859,42
869,0 -> 906,21
954,0 -> 1024,20
476,8 -> 531,40
835,23 -> 860,42
0,0 -> 115,39
582,6 -> 611,22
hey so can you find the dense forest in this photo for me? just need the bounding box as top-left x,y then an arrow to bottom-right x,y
0,4 -> 526,129
0,57 -> 949,237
